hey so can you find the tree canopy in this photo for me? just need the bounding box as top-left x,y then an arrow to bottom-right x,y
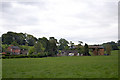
1,31 -> 119,57
84,43 -> 90,56
58,38 -> 69,50
2,32 -> 37,46
102,41 -> 119,50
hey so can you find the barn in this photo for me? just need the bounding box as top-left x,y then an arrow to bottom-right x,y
89,46 -> 104,55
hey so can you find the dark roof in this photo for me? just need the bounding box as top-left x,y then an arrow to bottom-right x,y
61,50 -> 78,53
89,46 -> 104,49
10,46 -> 20,49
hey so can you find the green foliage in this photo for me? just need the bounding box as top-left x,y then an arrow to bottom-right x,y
26,34 -> 37,46
1,31 -> 119,58
2,55 -> 29,59
84,43 -> 90,56
38,52 -> 45,57
77,41 -> 84,55
19,45 -> 29,50
2,32 -> 13,45
117,40 -> 120,46
2,31 -> 37,46
2,44 -> 9,52
58,38 -> 69,50
11,41 -> 19,46
69,41 -> 75,50
48,37 -> 58,56
34,41 -> 45,53
102,41 -> 119,50
28,47 -> 35,55
64,46 -> 69,50
78,46 -> 84,54
105,44 -> 112,55
38,37 -> 49,52
78,41 -> 83,46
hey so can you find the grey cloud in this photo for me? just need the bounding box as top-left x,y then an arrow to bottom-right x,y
18,2 -> 45,6
1,2 -> 12,9
0,0 -> 118,44
0,2 -> 12,13
1,2 -> 40,26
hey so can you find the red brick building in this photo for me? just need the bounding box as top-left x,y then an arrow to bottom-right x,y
7,45 -> 20,55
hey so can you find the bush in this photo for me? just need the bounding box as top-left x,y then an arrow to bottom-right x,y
2,52 -> 49,59
28,47 -> 35,55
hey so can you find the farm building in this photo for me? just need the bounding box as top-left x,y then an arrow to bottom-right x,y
89,46 -> 104,55
57,50 -> 79,56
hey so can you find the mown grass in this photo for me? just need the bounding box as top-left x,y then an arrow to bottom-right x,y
2,50 -> 118,78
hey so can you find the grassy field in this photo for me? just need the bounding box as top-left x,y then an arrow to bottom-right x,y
0,54 -> 1,80
2,50 -> 118,78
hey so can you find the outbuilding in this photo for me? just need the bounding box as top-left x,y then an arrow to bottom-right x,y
89,46 -> 104,55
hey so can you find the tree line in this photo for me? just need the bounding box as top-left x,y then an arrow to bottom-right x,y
1,31 -> 120,56
1,31 -> 91,56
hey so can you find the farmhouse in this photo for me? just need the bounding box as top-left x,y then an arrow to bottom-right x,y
89,46 -> 104,55
7,45 -> 20,55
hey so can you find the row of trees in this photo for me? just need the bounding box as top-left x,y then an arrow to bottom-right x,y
1,31 -> 120,56
102,41 -> 120,55
2,32 -> 91,56
2,32 -> 58,56
102,41 -> 119,50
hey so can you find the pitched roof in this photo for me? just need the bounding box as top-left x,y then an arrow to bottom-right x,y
10,46 -> 20,49
89,46 -> 104,49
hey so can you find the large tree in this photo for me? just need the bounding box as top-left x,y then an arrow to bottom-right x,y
34,41 -> 45,53
84,43 -> 90,56
105,44 -> 112,55
15,33 -> 26,45
69,41 -> 75,50
25,34 -> 37,46
48,37 -> 58,56
78,41 -> 83,46
38,37 -> 49,52
117,40 -> 120,46
2,32 -> 15,45
77,41 -> 84,55
58,38 -> 69,50
2,31 -> 37,46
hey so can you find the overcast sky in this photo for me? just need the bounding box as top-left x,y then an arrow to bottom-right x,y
0,0 -> 119,45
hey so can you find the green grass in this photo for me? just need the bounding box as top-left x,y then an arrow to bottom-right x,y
0,59 -> 1,80
2,50 -> 118,78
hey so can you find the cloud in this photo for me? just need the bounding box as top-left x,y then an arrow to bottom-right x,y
0,0 -> 119,45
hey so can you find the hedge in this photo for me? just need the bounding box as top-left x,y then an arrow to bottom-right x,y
2,55 -> 48,59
